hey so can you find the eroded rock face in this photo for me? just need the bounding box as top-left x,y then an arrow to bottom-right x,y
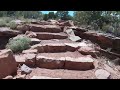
0,49 -> 17,79
74,29 -> 120,53
0,27 -> 22,37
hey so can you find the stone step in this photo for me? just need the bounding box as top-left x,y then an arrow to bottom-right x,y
30,76 -> 61,79
35,32 -> 68,40
29,24 -> 63,33
14,53 -> 36,67
36,51 -> 95,70
30,41 -> 80,53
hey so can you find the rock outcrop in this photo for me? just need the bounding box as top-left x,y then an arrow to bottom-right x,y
0,49 -> 17,78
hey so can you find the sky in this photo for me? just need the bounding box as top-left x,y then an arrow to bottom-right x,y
41,11 -> 74,16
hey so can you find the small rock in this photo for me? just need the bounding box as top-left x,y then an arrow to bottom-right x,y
3,75 -> 13,79
95,69 -> 110,79
21,64 -> 32,74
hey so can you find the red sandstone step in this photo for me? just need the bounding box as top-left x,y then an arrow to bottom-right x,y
30,41 -> 80,53
29,24 -> 63,33
14,53 -> 36,67
36,52 -> 95,70
35,32 -> 68,40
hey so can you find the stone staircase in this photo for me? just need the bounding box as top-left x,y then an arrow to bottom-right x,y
15,23 -> 97,79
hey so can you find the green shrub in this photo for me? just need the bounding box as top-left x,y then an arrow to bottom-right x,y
8,22 -> 17,29
3,17 -> 13,23
0,19 -> 7,27
6,35 -> 31,53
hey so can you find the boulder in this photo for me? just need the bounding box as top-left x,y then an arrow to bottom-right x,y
95,69 -> 110,79
0,49 -> 17,78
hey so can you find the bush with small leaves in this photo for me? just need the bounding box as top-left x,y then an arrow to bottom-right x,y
0,19 -> 7,27
6,35 -> 31,53
8,22 -> 18,29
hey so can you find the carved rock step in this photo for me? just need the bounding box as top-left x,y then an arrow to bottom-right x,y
35,32 -> 68,40
28,24 -> 63,33
36,51 -> 95,70
31,41 -> 81,53
14,53 -> 36,67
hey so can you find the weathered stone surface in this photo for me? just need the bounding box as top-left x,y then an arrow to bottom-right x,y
58,20 -> 74,26
31,44 -> 44,53
64,29 -> 75,36
30,76 -> 61,79
3,75 -> 13,79
36,52 -> 95,70
0,27 -> 22,37
68,35 -> 81,42
47,20 -> 59,25
35,32 -> 68,40
95,69 -> 110,79
21,64 -> 32,74
15,53 -> 36,67
41,42 -> 66,53
64,53 -> 95,70
25,31 -> 37,38
28,24 -> 62,33
31,41 -> 79,53
30,38 -> 41,45
36,53 -> 65,69
98,48 -> 120,59
14,74 -> 26,79
78,46 -> 99,58
0,49 -> 17,78
22,49 -> 38,54
74,29 -> 120,53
